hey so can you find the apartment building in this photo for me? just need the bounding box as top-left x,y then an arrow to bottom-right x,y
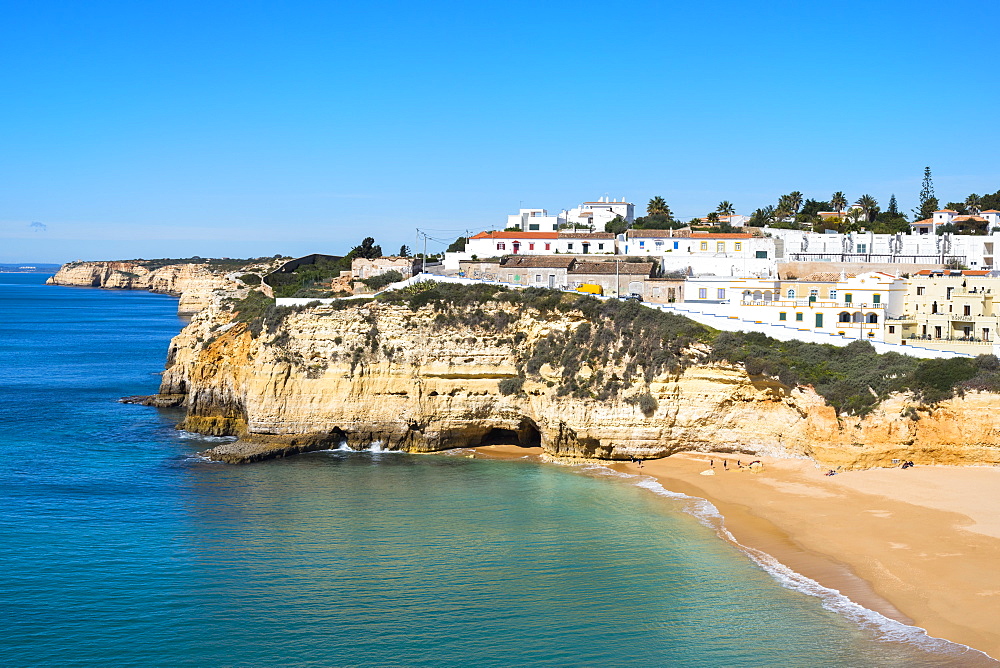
887,270 -> 1000,349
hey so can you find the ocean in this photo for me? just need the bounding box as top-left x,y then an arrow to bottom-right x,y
0,272 -> 992,667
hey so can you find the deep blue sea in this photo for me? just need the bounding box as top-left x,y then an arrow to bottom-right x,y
0,273 -> 993,667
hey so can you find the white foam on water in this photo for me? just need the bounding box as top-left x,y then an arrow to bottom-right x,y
581,464 -> 994,663
176,430 -> 237,443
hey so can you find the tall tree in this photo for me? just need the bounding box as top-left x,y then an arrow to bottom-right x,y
966,193 -> 982,215
604,215 -> 629,235
351,237 -> 382,259
716,200 -> 735,216
915,166 -> 939,221
831,191 -> 847,217
787,191 -> 803,215
887,194 -> 899,217
647,196 -> 668,216
855,194 -> 879,222
399,244 -> 411,257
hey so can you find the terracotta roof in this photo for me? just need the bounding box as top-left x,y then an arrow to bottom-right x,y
569,261 -> 654,276
935,209 -> 958,213
626,229 -> 678,238
690,232 -> 752,238
982,210 -> 1000,213
953,215 -> 987,222
470,231 -> 559,240
558,232 -> 614,240
911,218 -> 933,225
963,270 -> 990,276
499,256 -> 575,269
796,272 -> 858,282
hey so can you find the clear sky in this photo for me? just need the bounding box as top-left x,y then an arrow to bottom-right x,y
2,0 -> 999,263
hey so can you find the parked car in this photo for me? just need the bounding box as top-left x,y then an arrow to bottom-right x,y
619,293 -> 642,302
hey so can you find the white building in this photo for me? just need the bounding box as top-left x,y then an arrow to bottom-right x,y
683,271 -> 906,341
910,209 -> 1000,235
507,208 -> 564,232
507,196 -> 635,233
620,230 -> 776,277
767,227 -> 1000,270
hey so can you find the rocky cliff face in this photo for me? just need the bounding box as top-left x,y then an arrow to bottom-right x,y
47,261 -> 259,314
156,297 -> 1000,467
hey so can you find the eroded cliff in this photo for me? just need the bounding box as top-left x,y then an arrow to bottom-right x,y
47,260 -> 272,314
154,286 -> 1000,467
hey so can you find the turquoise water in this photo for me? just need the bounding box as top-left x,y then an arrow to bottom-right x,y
0,273 -> 993,667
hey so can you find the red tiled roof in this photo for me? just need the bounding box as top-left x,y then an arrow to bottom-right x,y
690,232 -> 752,238
982,210 -> 1000,213
470,231 -> 559,240
935,209 -> 958,213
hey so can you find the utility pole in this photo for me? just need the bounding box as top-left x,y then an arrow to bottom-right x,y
422,232 -> 427,274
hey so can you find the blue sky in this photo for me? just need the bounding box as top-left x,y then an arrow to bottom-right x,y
2,0 -> 999,263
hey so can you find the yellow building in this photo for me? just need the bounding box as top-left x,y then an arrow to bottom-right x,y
889,270 -> 1000,351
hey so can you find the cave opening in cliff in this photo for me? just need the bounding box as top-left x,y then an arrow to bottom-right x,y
479,419 -> 541,448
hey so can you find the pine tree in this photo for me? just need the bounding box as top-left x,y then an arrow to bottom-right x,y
887,194 -> 899,217
915,167 -> 939,221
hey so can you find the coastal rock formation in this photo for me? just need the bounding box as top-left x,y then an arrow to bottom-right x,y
155,296 -> 1000,467
47,260 -> 254,314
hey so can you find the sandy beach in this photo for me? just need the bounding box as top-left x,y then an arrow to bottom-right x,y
467,444 -> 1000,658
597,453 -> 1000,660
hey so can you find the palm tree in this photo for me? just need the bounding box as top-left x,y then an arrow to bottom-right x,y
855,194 -> 879,222
831,191 -> 847,217
966,194 -> 982,215
787,191 -> 803,215
716,200 -> 735,216
647,196 -> 668,216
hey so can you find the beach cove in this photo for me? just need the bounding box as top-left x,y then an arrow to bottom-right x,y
2,272 -> 995,665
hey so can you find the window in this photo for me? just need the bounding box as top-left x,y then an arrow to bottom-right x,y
717,289 -> 726,299
639,241 -> 645,248
916,286 -> 925,296
598,243 -> 604,250
544,243 -> 551,250
857,243 -> 867,254
965,305 -> 971,316
507,274 -> 514,282
535,274 -> 541,282
888,326 -> 895,334
779,312 -> 787,321
844,293 -> 853,304
815,313 -> 823,328
528,243 -> 535,250
873,293 -> 881,304
795,312 -> 803,321
829,289 -> 837,300
699,288 -> 707,299
717,242 -> 725,252
947,287 -> 954,299
809,289 -> 819,300
528,224 -> 539,231
497,242 -> 506,250
787,289 -> 796,298
673,241 -> 679,250
700,242 -> 708,250
567,243 -> 574,250
755,250 -> 768,259
734,242 -> 742,251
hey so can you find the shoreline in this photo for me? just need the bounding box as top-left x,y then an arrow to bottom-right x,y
472,445 -> 1000,661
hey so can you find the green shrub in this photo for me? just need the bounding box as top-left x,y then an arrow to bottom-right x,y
360,270 -> 404,291
498,376 -> 525,396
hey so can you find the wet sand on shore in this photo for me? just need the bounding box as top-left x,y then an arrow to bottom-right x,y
614,453 -> 1000,660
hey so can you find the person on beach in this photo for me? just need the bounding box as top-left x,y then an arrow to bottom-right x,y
710,458 -> 714,468
723,460 -> 728,470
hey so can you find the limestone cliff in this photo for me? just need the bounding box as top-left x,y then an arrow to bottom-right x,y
47,260 -> 272,314
154,294 -> 1000,467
